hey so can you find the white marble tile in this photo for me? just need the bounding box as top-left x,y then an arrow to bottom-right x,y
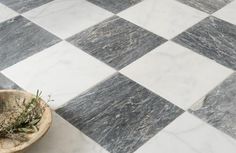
2,41 -> 115,109
25,112 -> 109,153
118,0 -> 208,39
134,112 -> 236,153
22,0 -> 113,39
0,3 -> 18,23
213,1 -> 236,25
121,41 -> 233,109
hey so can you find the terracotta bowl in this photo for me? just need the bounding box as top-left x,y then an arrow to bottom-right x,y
0,90 -> 52,153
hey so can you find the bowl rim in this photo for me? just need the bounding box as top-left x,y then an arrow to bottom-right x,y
0,89 -> 52,153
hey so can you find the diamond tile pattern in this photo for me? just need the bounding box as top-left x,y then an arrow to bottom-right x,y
0,16 -> 60,70
2,42 -> 115,109
135,112 -> 236,153
67,16 -> 166,70
118,0 -> 208,39
57,74 -> 184,153
121,42 -> 233,110
0,0 -> 236,153
189,72 -> 236,139
0,0 -> 54,13
22,0 -> 113,39
173,16 -> 236,70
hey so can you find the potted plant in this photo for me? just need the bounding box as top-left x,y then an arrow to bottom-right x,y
0,90 -> 52,153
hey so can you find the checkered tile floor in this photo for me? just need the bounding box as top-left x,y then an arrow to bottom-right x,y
0,0 -> 236,152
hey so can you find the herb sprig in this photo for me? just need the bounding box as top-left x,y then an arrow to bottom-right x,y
0,90 -> 46,143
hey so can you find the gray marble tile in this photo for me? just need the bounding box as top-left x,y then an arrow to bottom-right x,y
189,72 -> 236,139
0,16 -> 60,70
173,16 -> 236,70
56,73 -> 184,153
87,0 -> 142,13
67,16 -> 166,70
0,73 -> 20,89
176,0 -> 233,14
0,0 -> 54,13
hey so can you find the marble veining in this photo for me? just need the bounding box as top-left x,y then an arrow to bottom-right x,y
189,72 -> 236,139
118,0 -> 208,39
173,16 -> 236,70
67,16 -> 166,70
0,73 -> 20,90
121,41 -> 233,110
176,0 -> 233,14
0,0 -> 235,152
87,0 -> 142,13
2,41 -> 115,109
134,112 -> 236,153
22,0 -> 113,39
56,73 -> 183,153
0,0 -> 54,13
0,16 -> 60,70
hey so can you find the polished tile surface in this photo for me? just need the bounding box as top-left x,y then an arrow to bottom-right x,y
0,0 -> 53,13
23,0 -> 113,39
176,0 -> 233,14
134,112 -> 236,153
0,0 -> 236,152
2,42 -> 115,109
119,0 -> 208,39
121,42 -> 233,109
189,73 -> 236,139
67,16 -> 166,70
87,0 -> 142,13
0,16 -> 60,70
57,74 -> 183,153
0,3 -> 18,23
174,16 -> 236,70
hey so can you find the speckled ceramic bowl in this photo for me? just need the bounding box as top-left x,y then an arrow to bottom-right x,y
0,90 -> 52,153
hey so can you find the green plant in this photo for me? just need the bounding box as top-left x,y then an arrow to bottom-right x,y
0,90 -> 46,143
